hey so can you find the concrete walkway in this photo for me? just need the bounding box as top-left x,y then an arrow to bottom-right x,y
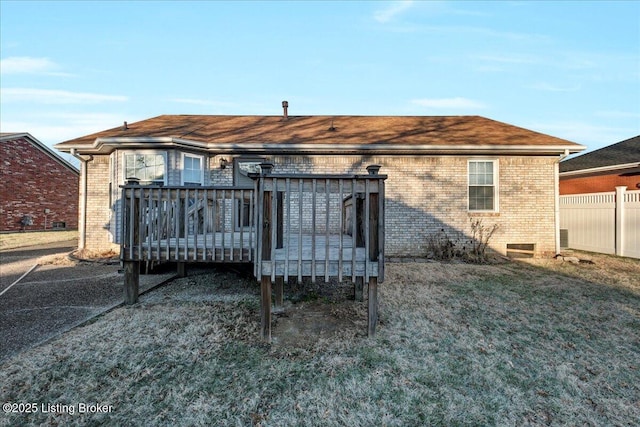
0,242 -> 175,361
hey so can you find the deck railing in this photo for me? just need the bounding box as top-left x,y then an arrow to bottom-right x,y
253,163 -> 386,284
121,181 -> 255,262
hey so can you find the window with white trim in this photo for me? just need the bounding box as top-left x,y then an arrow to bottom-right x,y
182,153 -> 204,186
124,152 -> 166,185
468,160 -> 498,211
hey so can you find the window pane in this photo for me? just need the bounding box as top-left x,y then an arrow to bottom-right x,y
469,186 -> 494,210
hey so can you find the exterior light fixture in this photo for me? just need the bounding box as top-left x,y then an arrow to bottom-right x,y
220,157 -> 228,169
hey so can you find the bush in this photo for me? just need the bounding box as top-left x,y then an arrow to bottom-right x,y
425,219 -> 499,264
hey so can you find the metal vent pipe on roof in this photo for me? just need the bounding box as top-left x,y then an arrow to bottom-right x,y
282,101 -> 288,120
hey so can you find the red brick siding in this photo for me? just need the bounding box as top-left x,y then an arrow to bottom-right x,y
560,173 -> 640,194
0,137 -> 79,232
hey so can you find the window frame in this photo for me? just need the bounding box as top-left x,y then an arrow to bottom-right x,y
122,151 -> 168,186
468,159 -> 499,212
181,152 -> 205,186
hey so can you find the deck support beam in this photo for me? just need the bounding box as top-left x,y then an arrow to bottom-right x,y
368,277 -> 378,337
124,260 -> 140,305
261,275 -> 272,342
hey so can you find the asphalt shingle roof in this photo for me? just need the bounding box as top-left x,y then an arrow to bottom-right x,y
56,115 -> 582,152
560,135 -> 640,173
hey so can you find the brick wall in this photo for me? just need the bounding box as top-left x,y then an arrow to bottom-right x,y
560,173 -> 640,194
83,155 -> 118,250
83,151 -> 559,257
0,137 -> 79,232
210,154 -> 559,257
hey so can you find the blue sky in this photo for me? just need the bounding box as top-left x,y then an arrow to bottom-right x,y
1,0 -> 639,161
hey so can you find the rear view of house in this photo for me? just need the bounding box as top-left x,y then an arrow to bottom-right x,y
1,133 -> 79,232
55,110 -> 584,258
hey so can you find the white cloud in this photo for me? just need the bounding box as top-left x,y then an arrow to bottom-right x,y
373,0 -> 414,23
1,88 -> 128,104
0,56 -> 72,76
411,97 -> 487,110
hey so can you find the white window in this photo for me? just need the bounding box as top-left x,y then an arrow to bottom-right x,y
468,160 -> 498,211
182,153 -> 204,186
124,152 -> 166,185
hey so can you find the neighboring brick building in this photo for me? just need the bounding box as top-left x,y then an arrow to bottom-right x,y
55,112 -> 584,256
1,133 -> 79,232
560,135 -> 640,194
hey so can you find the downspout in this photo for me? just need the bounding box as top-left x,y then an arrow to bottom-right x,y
554,149 -> 570,255
70,149 -> 93,250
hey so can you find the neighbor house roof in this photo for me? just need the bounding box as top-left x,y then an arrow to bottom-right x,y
560,135 -> 640,176
1,132 -> 79,174
55,115 -> 585,155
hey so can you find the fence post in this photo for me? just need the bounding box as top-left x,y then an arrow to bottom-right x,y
616,186 -> 627,257
123,178 -> 141,304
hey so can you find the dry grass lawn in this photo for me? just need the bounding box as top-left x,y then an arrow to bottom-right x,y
0,230 -> 78,251
0,251 -> 638,426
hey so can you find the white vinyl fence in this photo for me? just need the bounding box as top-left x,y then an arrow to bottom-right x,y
560,187 -> 640,259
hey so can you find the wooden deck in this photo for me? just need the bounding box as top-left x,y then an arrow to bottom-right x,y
120,163 -> 387,341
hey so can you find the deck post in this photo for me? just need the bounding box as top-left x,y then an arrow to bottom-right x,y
261,275 -> 272,342
368,277 -> 378,337
274,277 -> 284,309
177,262 -> 187,278
354,277 -> 364,302
259,162 -> 274,342
124,260 -> 139,304
366,165 -> 382,337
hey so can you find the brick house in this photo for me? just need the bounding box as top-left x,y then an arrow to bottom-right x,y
1,133 -> 79,232
559,135 -> 640,194
55,112 -> 584,257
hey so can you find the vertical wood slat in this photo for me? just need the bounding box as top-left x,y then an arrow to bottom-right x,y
193,188 -> 198,260
284,178 -> 291,282
338,179 -> 344,282
165,189 -> 171,261
234,190 -> 244,261
378,180 -> 385,282
203,189 -> 208,260
183,188 -> 189,261
128,188 -> 135,260
364,180 -> 370,284
351,178 -> 357,283
271,179 -> 277,282
174,188 -> 180,261
211,188 -> 220,261
249,180 -> 258,262
231,189 -> 236,261
311,179 -> 317,282
256,178 -> 264,277
297,178 -> 303,283
325,178 -> 330,282
137,187 -> 143,261
156,188 -> 161,261
221,189 -> 226,260
261,275 -> 272,343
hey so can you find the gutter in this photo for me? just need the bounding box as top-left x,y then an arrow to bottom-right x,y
65,137 -> 587,156
554,149 -> 571,255
70,149 -> 93,250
